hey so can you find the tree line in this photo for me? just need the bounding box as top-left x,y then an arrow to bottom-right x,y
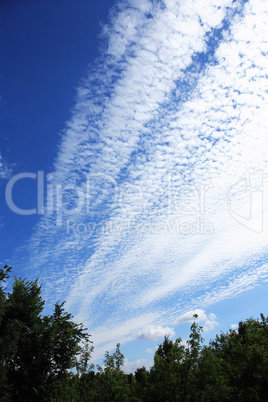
1,265 -> 268,401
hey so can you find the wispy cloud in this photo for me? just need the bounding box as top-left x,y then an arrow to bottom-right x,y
231,323 -> 238,330
144,348 -> 154,355
175,309 -> 218,332
0,154 -> 11,179
123,358 -> 152,374
137,325 -> 175,341
13,0 -> 268,361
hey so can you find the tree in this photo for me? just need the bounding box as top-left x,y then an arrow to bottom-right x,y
49,301 -> 91,377
93,343 -> 130,401
0,265 -> 12,400
133,366 -> 149,401
0,275 -> 47,401
194,345 -> 230,401
210,315 -> 268,401
149,336 -> 186,401
181,316 -> 204,400
0,267 -> 91,401
75,342 -> 94,376
149,316 -> 204,401
0,265 -> 12,320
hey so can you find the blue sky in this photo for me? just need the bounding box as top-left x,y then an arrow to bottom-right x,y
1,0 -> 268,372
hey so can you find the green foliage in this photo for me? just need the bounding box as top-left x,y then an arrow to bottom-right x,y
104,343 -> 125,371
133,366 -> 150,400
2,266 -> 268,401
49,301 -> 91,377
209,315 -> 268,401
75,342 -> 94,375
0,267 -> 91,402
150,336 -> 184,401
148,318 -> 204,402
148,314 -> 268,401
98,343 -> 130,401
0,265 -> 12,400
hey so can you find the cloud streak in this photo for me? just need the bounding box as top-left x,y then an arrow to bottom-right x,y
175,309 -> 218,332
13,0 -> 268,361
0,154 -> 10,179
137,325 -> 175,341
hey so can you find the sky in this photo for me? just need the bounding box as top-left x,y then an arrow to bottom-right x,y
0,0 -> 268,373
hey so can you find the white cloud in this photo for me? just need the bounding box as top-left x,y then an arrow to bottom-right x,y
180,339 -> 188,348
175,309 -> 208,325
137,325 -> 175,341
123,358 -> 151,374
175,310 -> 218,332
0,154 -> 11,179
202,313 -> 218,332
231,323 -> 238,330
15,0 -> 268,359
144,348 -> 153,355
